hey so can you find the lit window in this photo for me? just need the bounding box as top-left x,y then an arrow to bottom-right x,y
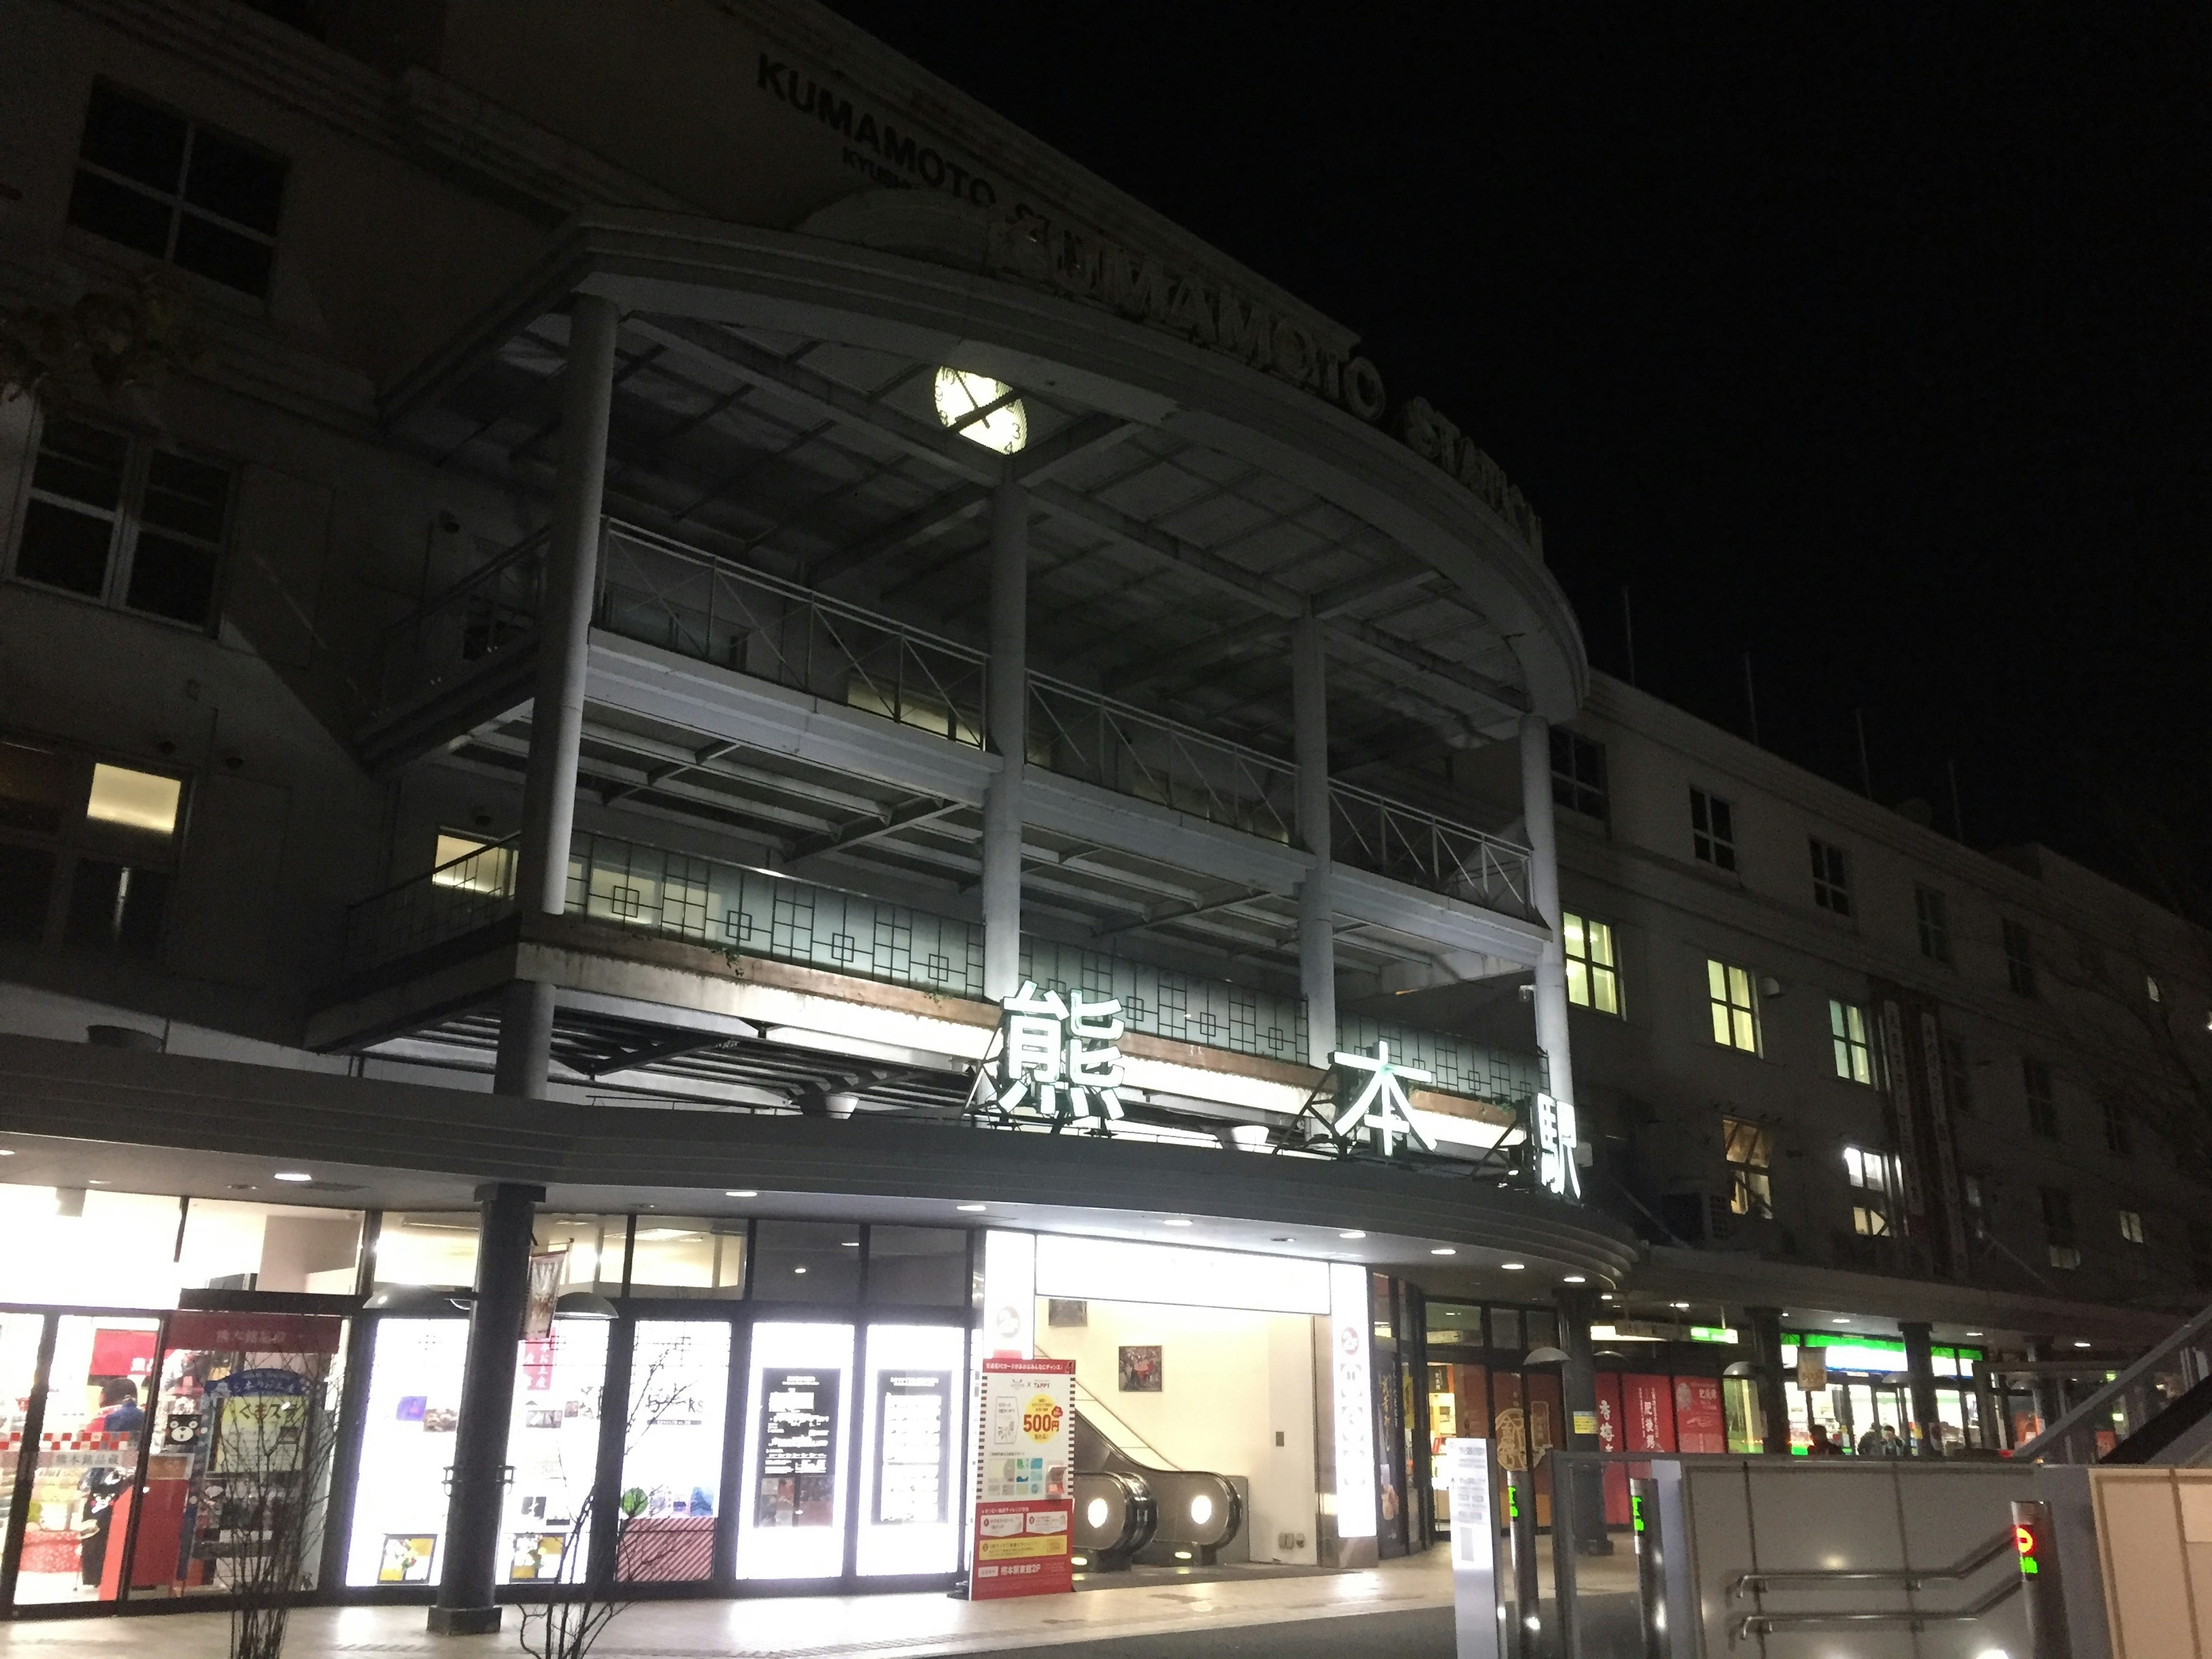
1707,959 -> 1759,1053
1723,1118 -> 1772,1218
2146,974 -> 2162,1004
2003,919 -> 2037,997
1562,912 -> 1620,1016
1549,730 -> 1608,820
933,368 -> 1028,454
1914,885 -> 1951,963
1844,1145 -> 1893,1236
1691,788 -> 1736,872
69,82 -> 286,297
430,832 -> 514,896
0,739 -> 181,956
85,763 -> 181,838
2023,1058 -> 2058,1139
1829,999 -> 1874,1086
1809,838 -> 1851,915
2119,1209 -> 2145,1247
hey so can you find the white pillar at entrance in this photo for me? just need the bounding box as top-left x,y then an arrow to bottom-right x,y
1293,609 -> 1336,1069
981,480 -> 1028,1001
1519,713 -> 1577,1111
495,293 -> 619,1100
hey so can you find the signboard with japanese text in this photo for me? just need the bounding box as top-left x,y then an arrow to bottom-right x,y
968,1357 -> 1074,1600
976,982 -> 1126,1130
755,1369 -> 840,1529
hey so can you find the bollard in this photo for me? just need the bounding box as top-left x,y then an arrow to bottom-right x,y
1630,1476 -> 1671,1659
1507,1467 -> 1541,1657
2010,1498 -> 2074,1659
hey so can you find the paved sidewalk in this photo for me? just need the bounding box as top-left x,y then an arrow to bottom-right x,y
0,1550 -> 1465,1659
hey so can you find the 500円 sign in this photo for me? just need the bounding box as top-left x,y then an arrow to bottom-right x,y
971,982 -> 1127,1130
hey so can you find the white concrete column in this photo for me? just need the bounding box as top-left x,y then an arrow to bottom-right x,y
1293,610 -> 1336,1069
981,480 -> 1028,1000
497,292 -> 619,1099
1519,713 -> 1576,1110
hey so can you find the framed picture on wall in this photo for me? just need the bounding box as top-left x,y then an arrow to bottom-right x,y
1118,1346 -> 1162,1392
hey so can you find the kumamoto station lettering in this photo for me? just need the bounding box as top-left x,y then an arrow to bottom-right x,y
757,54 -> 1000,206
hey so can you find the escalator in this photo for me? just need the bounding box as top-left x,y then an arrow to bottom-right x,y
1066,1395 -> 1245,1570
2016,1300 -> 2212,1465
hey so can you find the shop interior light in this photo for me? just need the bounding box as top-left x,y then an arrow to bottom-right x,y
1190,1494 -> 1214,1525
364,1285 -> 474,1315
555,1291 -> 618,1320
273,1171 -> 314,1183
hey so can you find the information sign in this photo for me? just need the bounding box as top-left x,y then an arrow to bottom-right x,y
1444,1438 -> 1500,1657
873,1369 -> 952,1525
755,1369 -> 840,1529
969,1357 -> 1074,1600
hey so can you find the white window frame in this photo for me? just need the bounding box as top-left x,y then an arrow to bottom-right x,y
1562,910 -> 1621,1017
1829,998 -> 1875,1086
1707,957 -> 1760,1054
1691,788 -> 1737,872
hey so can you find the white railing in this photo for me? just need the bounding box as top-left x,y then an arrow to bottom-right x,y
1328,781 -> 1535,917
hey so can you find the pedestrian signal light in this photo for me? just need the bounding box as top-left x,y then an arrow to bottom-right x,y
2014,1521 -> 2040,1576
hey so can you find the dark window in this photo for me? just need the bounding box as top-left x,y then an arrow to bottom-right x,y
2041,1187 -> 2079,1270
1810,837 -> 1851,915
863,1226 -> 966,1305
1961,1172 -> 1990,1244
1549,729 -> 1608,820
2103,1098 -> 2133,1158
7,415 -> 230,628
1940,1032 -> 1972,1117
1690,788 -> 1736,871
2023,1058 -> 2058,1139
2003,920 -> 2037,998
1915,885 -> 1952,963
69,83 -> 285,297
749,1219 -> 862,1302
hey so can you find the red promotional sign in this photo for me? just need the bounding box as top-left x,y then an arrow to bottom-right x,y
971,1357 -> 1075,1601
165,1312 -> 343,1356
88,1326 -> 158,1380
1674,1377 -> 1727,1453
1621,1374 -> 1677,1453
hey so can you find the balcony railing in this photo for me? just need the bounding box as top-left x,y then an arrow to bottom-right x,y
1028,674 -> 1297,842
338,828 -> 1535,1106
1328,781 -> 1535,918
378,531 -> 547,711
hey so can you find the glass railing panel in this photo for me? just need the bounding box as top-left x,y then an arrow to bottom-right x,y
1021,939 -> 1308,1065
1334,1012 -> 1543,1107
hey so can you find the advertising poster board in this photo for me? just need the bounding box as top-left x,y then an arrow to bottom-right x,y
1673,1377 -> 1728,1453
1443,1438 -> 1498,1658
873,1369 -> 952,1526
756,1368 -> 840,1528
969,1357 -> 1074,1600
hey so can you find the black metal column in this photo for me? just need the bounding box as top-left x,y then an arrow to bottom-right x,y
1747,1305 -> 1791,1454
428,1180 -> 544,1635
1630,1476 -> 1671,1659
1901,1320 -> 1942,1456
1556,1285 -> 1612,1554
2012,1498 -> 2075,1658
1506,1467 -> 1541,1657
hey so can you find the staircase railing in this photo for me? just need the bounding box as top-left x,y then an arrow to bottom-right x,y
2013,1300 -> 2212,1464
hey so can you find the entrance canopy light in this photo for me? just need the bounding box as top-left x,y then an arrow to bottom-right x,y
934,367 -> 1028,454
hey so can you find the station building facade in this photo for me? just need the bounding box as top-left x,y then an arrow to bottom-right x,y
0,0 -> 2198,1629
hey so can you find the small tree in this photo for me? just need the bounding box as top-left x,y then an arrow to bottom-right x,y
0,272 -> 204,411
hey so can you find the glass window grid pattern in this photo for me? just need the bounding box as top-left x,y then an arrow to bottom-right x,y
1723,1117 -> 1774,1218
1843,1145 -> 1894,1236
1021,938 -> 1306,1064
1809,838 -> 1851,915
0,734 -> 183,956
2119,1209 -> 2146,1246
68,82 -> 286,296
2022,1058 -> 2058,1139
1335,1013 -> 1543,1110
7,414 -> 233,630
1829,999 -> 1874,1085
1690,789 -> 1737,872
2003,921 -> 2037,997
1562,912 -> 1620,1016
1707,959 -> 1760,1053
1915,885 -> 1952,963
1549,730 -> 1608,820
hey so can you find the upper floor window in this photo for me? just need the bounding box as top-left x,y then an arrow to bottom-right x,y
1809,838 -> 1851,915
2146,973 -> 2162,1004
1843,1145 -> 1894,1236
1707,958 -> 1760,1054
1550,730 -> 1608,820
1562,911 -> 1620,1016
2103,1097 -> 2133,1158
7,415 -> 232,628
69,82 -> 286,297
1961,1172 -> 1990,1244
2041,1187 -> 2080,1270
2119,1209 -> 2146,1247
2002,919 -> 2037,997
1914,885 -> 1951,963
0,740 -> 183,957
1690,788 -> 1736,872
1829,999 -> 1875,1085
1723,1117 -> 1773,1218
1940,1032 -> 1972,1116
2022,1058 -> 2058,1139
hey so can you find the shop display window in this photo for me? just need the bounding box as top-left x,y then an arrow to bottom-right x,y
127,1310 -> 347,1600
734,1321 -> 854,1579
854,1324 -> 963,1576
752,1222 -> 861,1302
863,1229 -> 965,1306
0,1188 -> 365,1306
14,1314 -> 160,1603
615,1321 -> 730,1582
180,1199 -> 363,1294
370,1213 -> 480,1289
344,1318 -> 468,1586
535,1213 -> 628,1295
500,1319 -> 609,1586
627,1217 -> 744,1297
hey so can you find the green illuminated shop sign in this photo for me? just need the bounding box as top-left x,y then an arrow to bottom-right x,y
1689,1325 -> 1738,1344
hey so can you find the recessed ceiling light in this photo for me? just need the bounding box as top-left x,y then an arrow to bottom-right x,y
1431,1247 -> 1457,1256
1671,1301 -> 1690,1309
726,1190 -> 757,1198
1832,1317 -> 1852,1325
793,1266 -> 808,1275
2074,1340 -> 2091,1349
1563,1275 -> 1586,1284
86,1179 -> 107,1185
840,1240 -> 859,1248
956,1203 -> 987,1213
274,1172 -> 314,1184
1162,1218 -> 1192,1228
1499,1260 -> 1524,1270
1339,1230 -> 1365,1240
1965,1331 -> 1984,1337
1600,1293 -> 1615,1300
0,1149 -> 15,1157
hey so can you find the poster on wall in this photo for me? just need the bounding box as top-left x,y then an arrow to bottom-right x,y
873,1370 -> 952,1526
1673,1377 -> 1728,1454
969,1357 -> 1074,1601
1116,1346 -> 1161,1392
756,1369 -> 840,1528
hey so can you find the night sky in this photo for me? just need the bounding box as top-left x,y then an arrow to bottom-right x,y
825,5 -> 2212,908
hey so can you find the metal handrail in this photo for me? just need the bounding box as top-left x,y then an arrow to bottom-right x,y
2014,1298 -> 2212,1463
1328,778 -> 1535,913
1733,1573 -> 2019,1638
382,529 -> 548,638
1028,672 -> 1297,839
1730,1526 -> 2014,1596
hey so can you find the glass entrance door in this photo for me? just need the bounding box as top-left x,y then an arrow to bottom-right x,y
14,1315 -> 160,1604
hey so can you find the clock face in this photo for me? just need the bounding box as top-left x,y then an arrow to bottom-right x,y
934,367 -> 1029,455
